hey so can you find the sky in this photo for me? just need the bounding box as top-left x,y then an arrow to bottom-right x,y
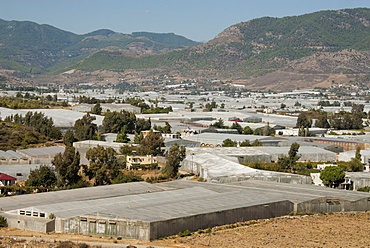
1,0 -> 370,42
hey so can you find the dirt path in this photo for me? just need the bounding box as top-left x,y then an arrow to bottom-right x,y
150,212 -> 370,248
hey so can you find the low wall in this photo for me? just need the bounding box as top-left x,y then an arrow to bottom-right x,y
150,200 -> 293,240
61,215 -> 150,241
3,213 -> 55,233
296,197 -> 370,213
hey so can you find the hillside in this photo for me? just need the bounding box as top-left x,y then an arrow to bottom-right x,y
70,8 -> 370,90
0,19 -> 201,73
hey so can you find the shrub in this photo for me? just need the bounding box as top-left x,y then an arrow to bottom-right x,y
0,216 -> 7,227
177,230 -> 191,237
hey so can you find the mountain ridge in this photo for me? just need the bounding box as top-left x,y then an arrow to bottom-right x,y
69,7 -> 370,90
2,8 -> 370,90
0,18 -> 202,73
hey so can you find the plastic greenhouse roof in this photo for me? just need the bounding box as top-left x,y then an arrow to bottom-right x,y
0,182 -> 164,211
0,107 -> 103,128
17,146 -> 65,157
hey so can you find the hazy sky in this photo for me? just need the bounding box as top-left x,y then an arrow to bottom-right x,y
1,0 -> 370,42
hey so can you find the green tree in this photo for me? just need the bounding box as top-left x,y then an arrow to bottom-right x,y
6,111 -> 62,140
210,118 -> 225,128
251,139 -> 262,146
25,165 -> 56,188
315,114 -> 330,128
162,122 -> 172,134
138,130 -> 164,155
135,118 -> 151,133
119,144 -> 135,155
115,129 -> 130,143
83,146 -> 121,186
348,158 -> 363,172
134,132 -> 144,144
231,122 -> 243,134
103,110 -> 136,133
74,114 -> 98,141
320,166 -> 345,188
111,172 -> 144,184
355,146 -> 362,161
162,143 -> 186,178
296,112 -> 312,128
298,126 -> 309,137
63,128 -> 76,146
263,123 -> 271,136
277,142 -> 301,171
240,140 -> 251,146
222,138 -> 237,147
253,128 -> 262,135
91,103 -> 102,115
243,126 -> 254,135
52,146 -> 81,187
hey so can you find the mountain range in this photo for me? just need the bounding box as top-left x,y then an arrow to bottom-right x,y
0,19 -> 201,74
1,8 -> 370,90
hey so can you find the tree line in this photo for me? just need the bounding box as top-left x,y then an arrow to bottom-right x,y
296,104 -> 366,131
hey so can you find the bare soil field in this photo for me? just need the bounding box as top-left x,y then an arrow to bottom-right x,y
0,212 -> 369,248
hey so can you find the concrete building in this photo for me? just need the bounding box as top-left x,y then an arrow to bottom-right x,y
126,155 -> 157,170
0,173 -> 16,186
